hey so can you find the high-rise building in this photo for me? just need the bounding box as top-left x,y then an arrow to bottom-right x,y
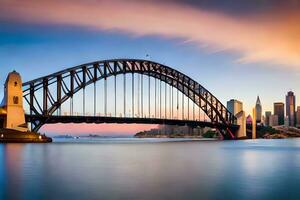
296,106 -> 300,128
227,99 -> 246,138
269,115 -> 279,127
265,111 -> 271,126
255,96 -> 262,123
284,116 -> 290,127
227,99 -> 243,116
246,115 -> 252,125
274,102 -> 284,125
286,91 -> 296,127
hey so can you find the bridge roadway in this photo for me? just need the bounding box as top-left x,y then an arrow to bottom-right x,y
25,115 -> 239,130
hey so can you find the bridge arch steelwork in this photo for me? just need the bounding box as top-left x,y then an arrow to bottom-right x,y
22,59 -> 237,138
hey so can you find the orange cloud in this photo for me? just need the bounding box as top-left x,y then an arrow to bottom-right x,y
1,0 -> 300,68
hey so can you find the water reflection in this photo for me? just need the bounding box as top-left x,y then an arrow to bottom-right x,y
0,139 -> 299,200
0,144 -> 24,199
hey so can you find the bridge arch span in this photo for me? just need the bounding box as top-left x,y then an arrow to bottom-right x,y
22,59 -> 237,136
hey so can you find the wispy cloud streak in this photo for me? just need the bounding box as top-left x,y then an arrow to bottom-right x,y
1,0 -> 299,68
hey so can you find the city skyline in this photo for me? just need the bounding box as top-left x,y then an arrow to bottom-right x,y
0,0 -> 300,135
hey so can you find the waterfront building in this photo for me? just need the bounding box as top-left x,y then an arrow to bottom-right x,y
265,111 -> 271,126
269,115 -> 278,127
235,111 -> 246,138
227,99 -> 246,138
286,91 -> 296,127
284,116 -> 289,127
274,102 -> 284,125
255,96 -> 262,123
297,106 -> 300,128
246,115 -> 252,125
227,99 -> 243,116
252,108 -> 256,139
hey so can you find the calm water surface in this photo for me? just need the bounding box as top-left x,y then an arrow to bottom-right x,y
0,138 -> 300,200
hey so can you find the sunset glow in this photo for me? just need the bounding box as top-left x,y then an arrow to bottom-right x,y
1,0 -> 300,68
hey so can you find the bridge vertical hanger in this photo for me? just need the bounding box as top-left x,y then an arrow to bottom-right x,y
93,64 -> 98,116
171,81 -> 173,119
123,72 -> 126,118
43,78 -> 48,116
82,66 -> 87,116
57,75 -> 62,116
193,81 -> 195,121
155,77 -> 157,118
148,62 -> 150,118
137,72 -> 140,117
164,69 -> 166,119
141,73 -> 143,118
114,62 -> 117,117
29,83 -> 34,116
182,85 -> 184,120
70,70 -> 74,115
104,62 -> 108,116
188,86 -> 190,120
132,67 -> 134,118
199,89 -> 201,121
160,74 -> 162,119
123,61 -> 127,118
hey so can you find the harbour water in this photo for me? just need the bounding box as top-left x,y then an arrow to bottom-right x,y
0,138 -> 300,200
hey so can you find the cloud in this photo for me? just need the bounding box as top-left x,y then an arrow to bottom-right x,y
0,0 -> 299,68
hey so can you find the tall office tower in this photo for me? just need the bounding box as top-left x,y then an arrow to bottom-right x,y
274,102 -> 284,125
227,99 -> 243,115
255,96 -> 262,123
265,111 -> 271,126
297,106 -> 300,128
269,115 -> 279,127
226,99 -> 246,138
252,108 -> 256,139
286,91 -> 296,127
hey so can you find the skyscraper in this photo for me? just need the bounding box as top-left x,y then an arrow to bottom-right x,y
255,96 -> 262,123
274,102 -> 284,125
265,111 -> 271,126
227,99 -> 243,115
296,106 -> 300,128
269,115 -> 279,127
227,99 -> 246,138
286,91 -> 296,127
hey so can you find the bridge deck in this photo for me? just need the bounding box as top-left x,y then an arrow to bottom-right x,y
25,115 -> 239,130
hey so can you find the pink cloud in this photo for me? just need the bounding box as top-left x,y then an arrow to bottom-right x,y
41,123 -> 158,136
1,0 -> 299,68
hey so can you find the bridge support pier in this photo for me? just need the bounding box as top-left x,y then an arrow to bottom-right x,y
0,71 -> 52,142
0,71 -> 28,132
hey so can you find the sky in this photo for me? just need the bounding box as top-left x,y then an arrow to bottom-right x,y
0,0 -> 300,136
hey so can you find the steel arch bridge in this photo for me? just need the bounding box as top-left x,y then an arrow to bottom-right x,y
22,59 -> 238,139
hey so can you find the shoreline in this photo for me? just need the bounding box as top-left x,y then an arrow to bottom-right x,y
0,128 -> 52,143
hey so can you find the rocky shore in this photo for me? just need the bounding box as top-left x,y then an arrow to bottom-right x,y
137,125 -> 300,140
134,128 -> 217,139
134,132 -> 203,138
263,126 -> 300,139
0,128 -> 52,143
